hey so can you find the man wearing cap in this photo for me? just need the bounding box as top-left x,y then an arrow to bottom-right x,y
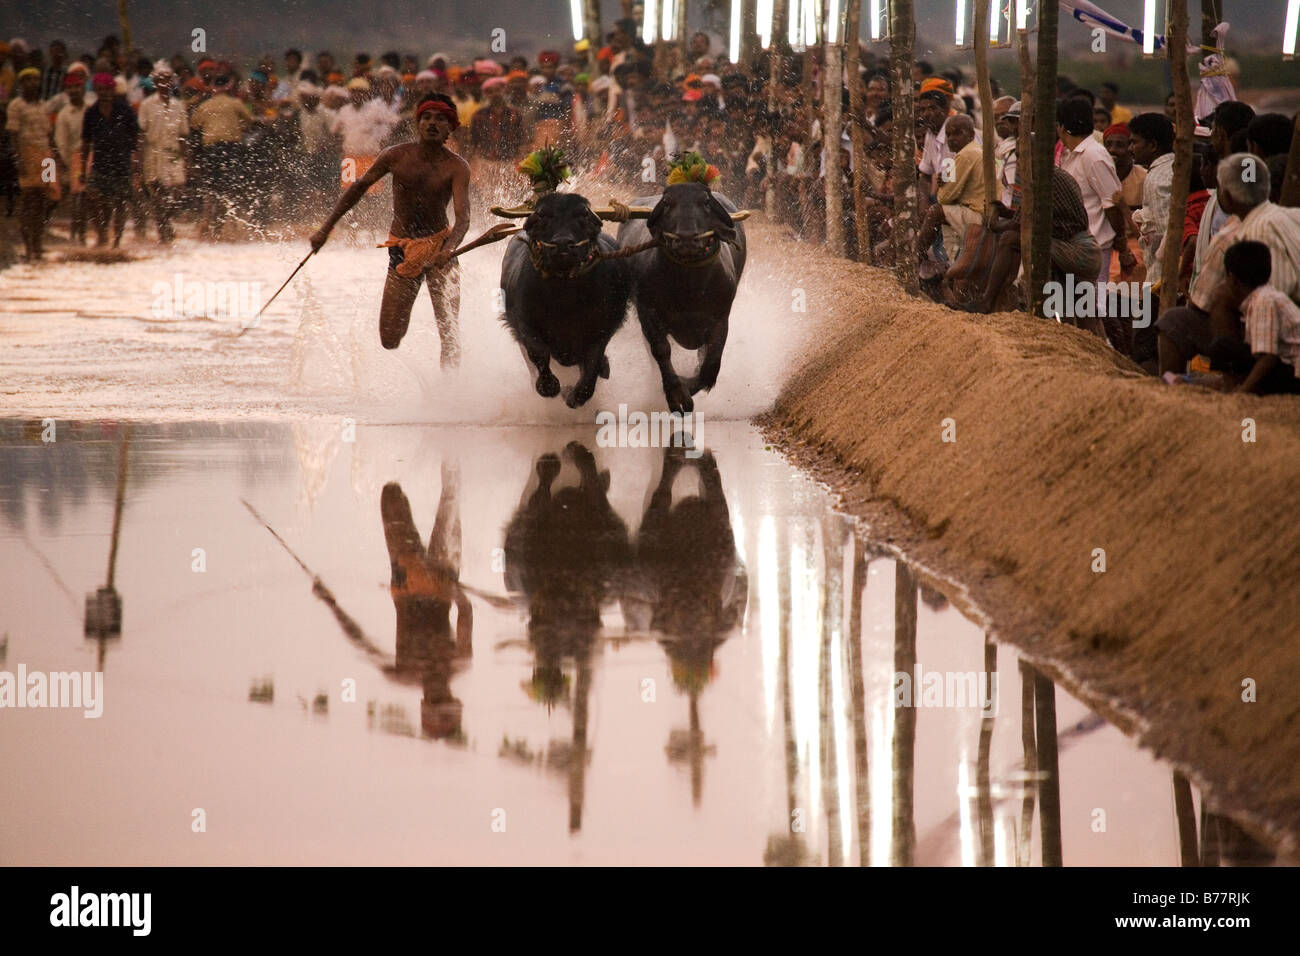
138,61 -> 188,242
81,71 -> 138,247
7,66 -> 56,259
54,71 -> 89,241
993,99 -> 1019,211
311,94 -> 470,367
190,69 -> 250,238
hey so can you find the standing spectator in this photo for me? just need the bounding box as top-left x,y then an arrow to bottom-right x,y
1129,113 -> 1174,289
470,77 -> 525,161
81,72 -> 138,247
294,81 -> 337,214
274,49 -> 303,101
137,61 -> 188,243
40,40 -> 68,101
1103,122 -> 1147,283
53,71 -> 89,242
6,67 -> 55,260
190,70 -> 249,238
1057,96 -> 1130,342
1098,82 -> 1132,126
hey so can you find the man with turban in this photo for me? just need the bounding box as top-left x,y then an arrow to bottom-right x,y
6,66 -> 55,258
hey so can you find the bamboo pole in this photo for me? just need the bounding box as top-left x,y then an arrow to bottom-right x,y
1158,0 -> 1193,318
116,0 -> 133,59
583,0 -> 602,73
1017,21 -> 1035,306
766,0 -> 788,217
845,0 -> 869,260
889,0 -> 919,295
974,0 -> 997,224
1028,0 -> 1058,317
1279,115 -> 1300,208
823,0 -> 846,255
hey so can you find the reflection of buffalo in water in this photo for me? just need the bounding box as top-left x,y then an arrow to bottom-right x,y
503,442 -> 631,700
626,443 -> 748,690
380,465 -> 471,739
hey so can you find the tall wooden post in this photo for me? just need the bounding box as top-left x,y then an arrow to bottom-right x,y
1159,0 -> 1193,318
741,0 -> 760,66
889,0 -> 919,295
677,0 -> 689,63
823,0 -> 846,255
766,0 -> 789,217
1279,116 -> 1300,207
1028,0 -> 1058,317
116,0 -> 133,56
974,0 -> 996,223
1017,21 -> 1035,303
583,0 -> 602,73
1200,0 -> 1220,48
845,0 -> 870,259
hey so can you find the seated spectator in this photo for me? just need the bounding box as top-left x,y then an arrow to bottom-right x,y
1157,154 -> 1300,375
915,114 -> 983,264
1206,241 -> 1300,394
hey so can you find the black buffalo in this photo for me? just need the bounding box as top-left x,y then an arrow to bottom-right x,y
617,183 -> 747,413
500,193 -> 632,408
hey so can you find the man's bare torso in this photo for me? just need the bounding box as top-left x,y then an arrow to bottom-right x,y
387,142 -> 469,238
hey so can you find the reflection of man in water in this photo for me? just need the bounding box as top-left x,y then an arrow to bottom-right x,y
380,463 -> 471,739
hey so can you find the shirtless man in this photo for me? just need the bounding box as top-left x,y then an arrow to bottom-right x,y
310,93 -> 470,366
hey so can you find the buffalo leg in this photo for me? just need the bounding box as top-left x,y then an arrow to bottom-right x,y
521,340 -> 561,398
690,316 -> 729,395
567,342 -> 607,408
639,305 -> 693,414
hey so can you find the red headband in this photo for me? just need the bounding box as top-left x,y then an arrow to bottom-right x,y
416,99 -> 459,130
1103,122 -> 1130,139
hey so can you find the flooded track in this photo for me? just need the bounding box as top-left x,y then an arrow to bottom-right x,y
0,420 -> 1273,865
0,226 -> 1277,865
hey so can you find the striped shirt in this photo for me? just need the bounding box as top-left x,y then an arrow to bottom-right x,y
1190,201 -> 1300,311
1135,152 -> 1174,285
1241,285 -> 1300,374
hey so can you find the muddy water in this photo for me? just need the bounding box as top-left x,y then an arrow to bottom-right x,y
0,225 -> 808,422
0,419 -> 1267,866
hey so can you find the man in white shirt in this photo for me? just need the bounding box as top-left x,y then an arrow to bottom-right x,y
54,72 -> 89,242
1128,112 -> 1175,287
137,61 -> 188,243
1057,96 -> 1131,339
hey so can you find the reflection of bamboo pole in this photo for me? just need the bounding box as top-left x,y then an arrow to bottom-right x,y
976,634 -> 997,865
1017,660 -> 1036,867
105,425 -> 131,588
1172,772 -> 1199,866
891,560 -> 917,866
689,691 -> 705,805
819,518 -> 844,866
1033,669 -> 1062,866
778,522 -> 799,828
847,545 -> 870,865
570,650 -> 592,834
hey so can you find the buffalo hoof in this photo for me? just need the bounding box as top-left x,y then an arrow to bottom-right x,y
665,385 -> 694,415
565,380 -> 596,408
535,370 -> 561,398
536,453 -> 561,484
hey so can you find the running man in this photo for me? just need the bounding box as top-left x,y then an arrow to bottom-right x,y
310,93 -> 469,367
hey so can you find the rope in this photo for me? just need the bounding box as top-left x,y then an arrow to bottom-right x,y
594,238 -> 658,260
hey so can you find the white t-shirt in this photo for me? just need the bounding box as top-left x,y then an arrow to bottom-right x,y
1059,135 -> 1121,251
